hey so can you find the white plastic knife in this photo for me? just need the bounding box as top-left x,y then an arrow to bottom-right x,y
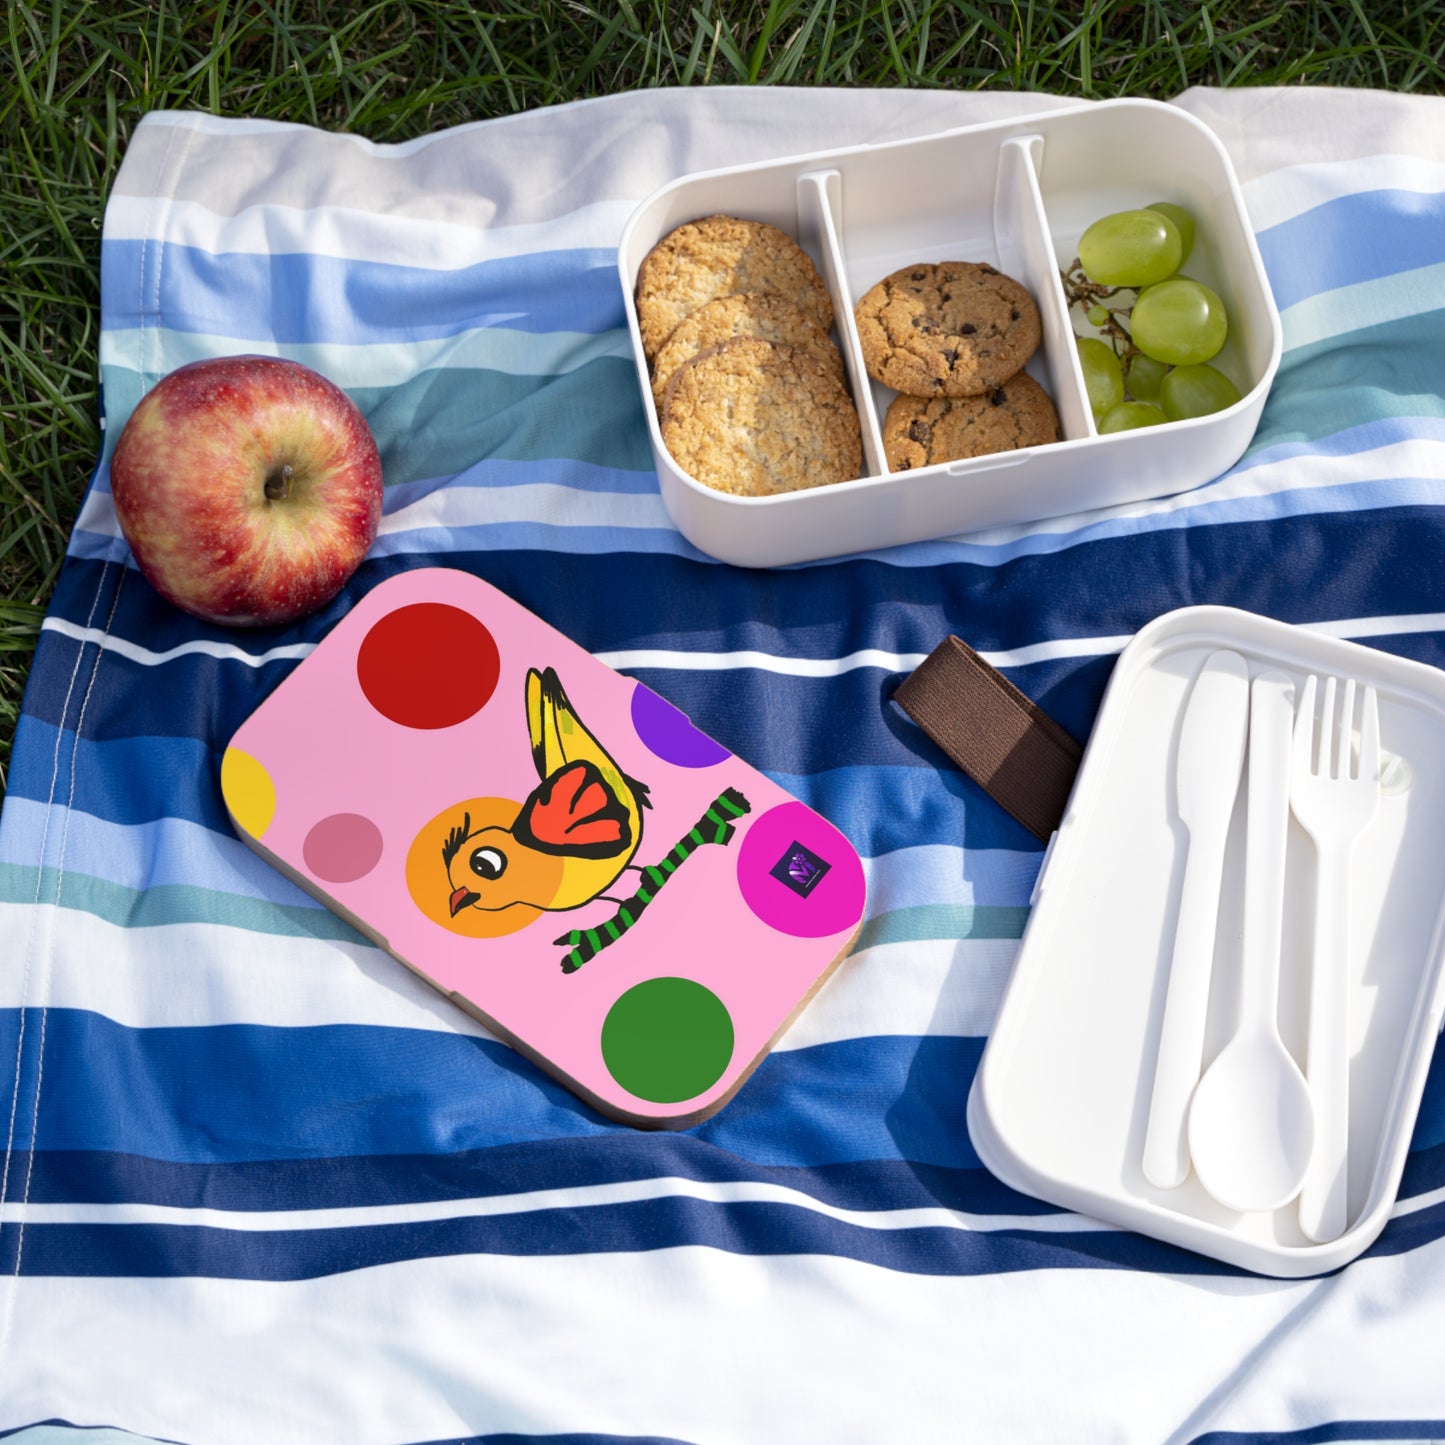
1142,649 -> 1251,1189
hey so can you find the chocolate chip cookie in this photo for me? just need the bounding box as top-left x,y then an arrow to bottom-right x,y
882,373 -> 1059,471
854,262 -> 1041,397
660,336 -> 861,497
636,216 -> 835,361
650,291 -> 844,411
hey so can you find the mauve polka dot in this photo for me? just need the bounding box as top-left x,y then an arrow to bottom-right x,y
304,813 -> 384,883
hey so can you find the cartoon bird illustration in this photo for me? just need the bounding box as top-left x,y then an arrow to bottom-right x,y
442,666 -> 651,917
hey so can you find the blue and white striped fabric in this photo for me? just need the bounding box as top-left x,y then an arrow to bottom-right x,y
3,85 -> 1444,1443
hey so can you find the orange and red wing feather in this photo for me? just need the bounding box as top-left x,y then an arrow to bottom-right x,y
514,759 -> 631,859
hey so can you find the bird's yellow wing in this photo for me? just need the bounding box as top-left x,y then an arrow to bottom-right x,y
525,667 -> 551,773
524,665 -> 650,841
526,666 -> 610,781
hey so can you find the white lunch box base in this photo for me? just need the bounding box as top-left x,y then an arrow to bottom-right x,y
619,99 -> 1282,568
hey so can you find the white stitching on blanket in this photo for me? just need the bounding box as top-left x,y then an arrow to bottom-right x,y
0,556 -> 115,1369
0,566 -> 129,1349
0,113 -> 194,1377
0,565 -> 106,1172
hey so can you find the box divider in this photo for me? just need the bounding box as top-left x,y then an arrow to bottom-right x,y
993,135 -> 1095,443
796,168 -> 886,480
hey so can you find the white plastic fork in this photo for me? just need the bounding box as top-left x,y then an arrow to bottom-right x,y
1290,674 -> 1381,1243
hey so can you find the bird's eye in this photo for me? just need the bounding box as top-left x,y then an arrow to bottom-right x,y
469,846 -> 507,881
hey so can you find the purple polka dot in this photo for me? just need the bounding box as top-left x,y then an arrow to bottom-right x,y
303,813 -> 384,883
630,684 -> 730,768
736,801 -> 866,939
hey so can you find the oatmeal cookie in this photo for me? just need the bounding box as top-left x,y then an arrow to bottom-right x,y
650,291 -> 844,410
636,215 -> 835,360
660,336 -> 861,497
854,261 -> 1041,397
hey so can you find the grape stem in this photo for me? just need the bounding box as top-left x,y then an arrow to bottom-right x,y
1061,258 -> 1139,364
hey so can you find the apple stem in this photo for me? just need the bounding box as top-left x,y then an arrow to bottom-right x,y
264,463 -> 294,502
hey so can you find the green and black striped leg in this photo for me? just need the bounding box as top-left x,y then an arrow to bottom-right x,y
554,787 -> 751,973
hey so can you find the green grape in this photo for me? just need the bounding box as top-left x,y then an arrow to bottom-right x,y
1077,209 -> 1183,288
1086,305 -> 1111,327
1076,337 -> 1124,419
1160,363 -> 1242,420
1098,401 -> 1168,433
1147,202 -> 1196,264
1125,353 -> 1168,403
1130,277 -> 1228,366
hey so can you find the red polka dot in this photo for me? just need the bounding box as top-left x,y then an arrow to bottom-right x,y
357,602 -> 500,729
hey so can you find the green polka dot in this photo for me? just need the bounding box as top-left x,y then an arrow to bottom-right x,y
601,978 -> 734,1104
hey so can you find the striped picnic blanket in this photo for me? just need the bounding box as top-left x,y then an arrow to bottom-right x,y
3,85 -> 1444,1443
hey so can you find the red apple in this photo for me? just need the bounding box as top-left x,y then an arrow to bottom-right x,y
110,354 -> 384,627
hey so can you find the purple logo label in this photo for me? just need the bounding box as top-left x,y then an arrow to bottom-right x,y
769,840 -> 831,899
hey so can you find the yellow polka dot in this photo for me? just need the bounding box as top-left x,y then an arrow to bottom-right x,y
221,747 -> 277,839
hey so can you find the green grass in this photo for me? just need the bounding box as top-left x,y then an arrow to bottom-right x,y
3,0 -> 1444,794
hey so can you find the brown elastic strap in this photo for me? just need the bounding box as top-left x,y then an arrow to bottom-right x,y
893,635 -> 1083,843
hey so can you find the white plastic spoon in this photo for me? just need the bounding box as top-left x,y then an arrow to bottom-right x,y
1188,668 -> 1316,1213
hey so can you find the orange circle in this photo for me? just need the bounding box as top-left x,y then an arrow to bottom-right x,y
405,796 -> 564,939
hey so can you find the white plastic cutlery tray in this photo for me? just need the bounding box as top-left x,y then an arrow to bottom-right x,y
967,606 -> 1445,1276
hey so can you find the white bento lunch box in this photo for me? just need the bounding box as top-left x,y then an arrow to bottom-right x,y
617,98 -> 1282,569
968,607 -> 1445,1277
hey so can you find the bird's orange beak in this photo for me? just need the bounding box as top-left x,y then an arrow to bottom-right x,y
449,886 -> 480,916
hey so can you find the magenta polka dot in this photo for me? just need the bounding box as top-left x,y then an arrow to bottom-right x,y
630,683 -> 730,768
736,801 -> 866,939
303,812 -> 384,883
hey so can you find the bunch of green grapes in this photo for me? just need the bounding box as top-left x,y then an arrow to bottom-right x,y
1064,203 -> 1241,433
